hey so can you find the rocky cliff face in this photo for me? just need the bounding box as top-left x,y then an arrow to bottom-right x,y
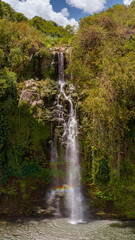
20,79 -> 43,107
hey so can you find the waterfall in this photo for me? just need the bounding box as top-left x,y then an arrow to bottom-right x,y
48,52 -> 83,223
47,139 -> 60,216
57,52 -> 83,224
66,107 -> 83,224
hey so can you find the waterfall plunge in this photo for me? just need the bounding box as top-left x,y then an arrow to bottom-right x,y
58,52 -> 83,224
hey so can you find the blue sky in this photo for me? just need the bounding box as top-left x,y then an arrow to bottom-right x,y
51,0 -> 123,22
3,0 -> 133,27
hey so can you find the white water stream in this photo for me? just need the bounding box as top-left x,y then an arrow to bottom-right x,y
57,52 -> 83,224
49,52 -> 83,223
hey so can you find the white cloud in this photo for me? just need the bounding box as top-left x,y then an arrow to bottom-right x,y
61,8 -> 69,18
66,0 -> 107,14
3,0 -> 78,27
123,0 -> 133,5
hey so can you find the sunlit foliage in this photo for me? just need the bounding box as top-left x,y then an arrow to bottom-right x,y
67,2 -> 135,218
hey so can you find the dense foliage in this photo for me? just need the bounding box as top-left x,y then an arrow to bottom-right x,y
0,0 -> 28,22
0,0 -> 135,219
0,1 -> 64,215
0,0 -> 73,47
30,16 -> 74,45
68,2 -> 135,218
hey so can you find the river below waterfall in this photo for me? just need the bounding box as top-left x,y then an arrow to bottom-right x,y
0,218 -> 135,240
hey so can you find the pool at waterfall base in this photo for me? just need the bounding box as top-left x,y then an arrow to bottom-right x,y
0,218 -> 135,240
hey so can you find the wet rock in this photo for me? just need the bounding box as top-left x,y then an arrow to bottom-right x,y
32,101 -> 37,107
19,79 -> 43,107
32,86 -> 37,92
45,185 -> 69,217
37,100 -> 44,106
50,47 -> 66,55
20,89 -> 33,104
32,100 -> 44,107
25,79 -> 37,88
20,89 -> 40,105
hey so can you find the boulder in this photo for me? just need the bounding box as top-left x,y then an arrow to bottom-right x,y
20,89 -> 40,105
32,100 -> 44,107
31,86 -> 37,92
25,79 -> 37,88
20,90 -> 33,104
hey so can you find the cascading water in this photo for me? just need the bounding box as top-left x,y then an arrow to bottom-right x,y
47,139 -> 60,216
48,52 -> 83,223
57,52 -> 83,224
66,107 -> 83,224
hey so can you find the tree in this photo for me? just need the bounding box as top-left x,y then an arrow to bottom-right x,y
130,0 -> 135,8
0,68 -> 17,104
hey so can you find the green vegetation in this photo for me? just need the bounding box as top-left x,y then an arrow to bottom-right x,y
0,70 -> 52,215
0,0 -> 75,215
0,0 -> 67,216
0,0 -> 135,219
0,0 -> 73,48
67,1 -> 135,218
0,0 -> 28,22
30,17 -> 74,45
0,1 -> 73,80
